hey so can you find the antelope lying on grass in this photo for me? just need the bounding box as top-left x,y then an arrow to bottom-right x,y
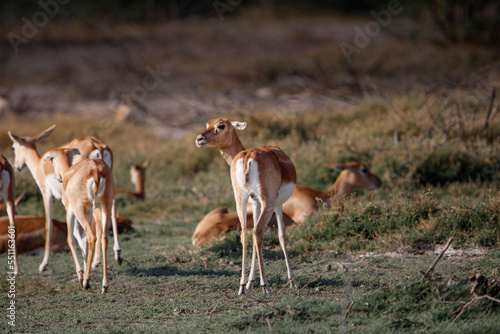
0,193 -> 24,217
44,148 -> 114,293
0,216 -> 68,255
0,214 -> 132,255
196,118 -> 297,295
0,154 -> 19,274
192,207 -> 295,247
283,162 -> 382,223
8,125 -> 122,272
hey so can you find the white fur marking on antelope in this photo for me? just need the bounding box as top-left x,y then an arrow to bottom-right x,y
89,149 -> 102,160
87,179 -> 95,201
45,174 -> 63,200
96,177 -> 106,199
103,150 -> 112,168
276,183 -> 296,207
236,158 -> 261,202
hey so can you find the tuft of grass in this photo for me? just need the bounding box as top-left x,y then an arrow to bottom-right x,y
415,145 -> 500,186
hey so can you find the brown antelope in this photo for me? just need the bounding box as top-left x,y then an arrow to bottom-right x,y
0,216 -> 68,255
0,214 -> 132,256
192,207 -> 295,247
44,148 -> 114,293
283,162 -> 382,223
0,193 -> 25,217
8,125 -> 122,272
60,135 -> 121,269
0,154 -> 19,274
196,118 -> 298,295
116,158 -> 151,200
113,95 -> 149,125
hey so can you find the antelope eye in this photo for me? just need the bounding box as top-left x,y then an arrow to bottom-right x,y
360,167 -> 368,173
217,123 -> 226,130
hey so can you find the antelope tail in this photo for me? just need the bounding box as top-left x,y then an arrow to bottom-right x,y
87,176 -> 106,205
244,159 -> 252,185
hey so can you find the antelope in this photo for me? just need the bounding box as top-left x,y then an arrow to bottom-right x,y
192,207 -> 295,247
8,125 -> 122,272
283,162 -> 382,223
0,193 -> 24,217
113,95 -> 149,125
0,216 -> 68,255
0,214 -> 132,256
116,158 -> 151,200
0,154 -> 19,274
196,118 -> 298,295
44,148 -> 114,293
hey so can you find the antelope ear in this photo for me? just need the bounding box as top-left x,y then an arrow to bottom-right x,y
8,131 -> 22,144
231,121 -> 246,130
43,152 -> 56,161
35,125 -> 56,144
326,162 -> 346,172
141,158 -> 151,169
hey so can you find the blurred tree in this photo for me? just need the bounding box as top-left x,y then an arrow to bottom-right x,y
0,0 -> 391,24
0,0 -> 498,46
411,0 -> 500,44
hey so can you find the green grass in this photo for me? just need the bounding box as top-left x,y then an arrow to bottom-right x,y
0,100 -> 498,332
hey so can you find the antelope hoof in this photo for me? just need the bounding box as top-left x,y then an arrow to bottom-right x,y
290,278 -> 299,289
246,280 -> 255,291
116,252 -> 123,266
102,286 -> 109,294
238,285 -> 247,295
39,263 -> 48,272
262,285 -> 272,294
77,271 -> 84,285
83,278 -> 90,290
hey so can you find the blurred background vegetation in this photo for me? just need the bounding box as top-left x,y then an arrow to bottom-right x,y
2,0 -> 499,44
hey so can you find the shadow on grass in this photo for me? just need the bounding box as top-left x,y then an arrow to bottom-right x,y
125,262 -> 238,278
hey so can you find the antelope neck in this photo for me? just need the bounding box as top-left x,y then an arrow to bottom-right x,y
323,172 -> 354,199
220,136 -> 246,165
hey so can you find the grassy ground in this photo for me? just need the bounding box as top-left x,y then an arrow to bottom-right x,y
1,12 -> 499,333
1,93 -> 498,332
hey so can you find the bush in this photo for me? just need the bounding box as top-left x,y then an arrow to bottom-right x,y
289,197 -> 499,253
415,146 -> 499,186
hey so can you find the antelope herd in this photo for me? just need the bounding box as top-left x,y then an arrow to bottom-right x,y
1,118 -> 382,294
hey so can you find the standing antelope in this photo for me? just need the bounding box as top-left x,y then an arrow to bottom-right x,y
196,118 -> 298,295
283,162 -> 382,223
8,125 -> 122,272
44,148 -> 114,293
0,154 -> 19,274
